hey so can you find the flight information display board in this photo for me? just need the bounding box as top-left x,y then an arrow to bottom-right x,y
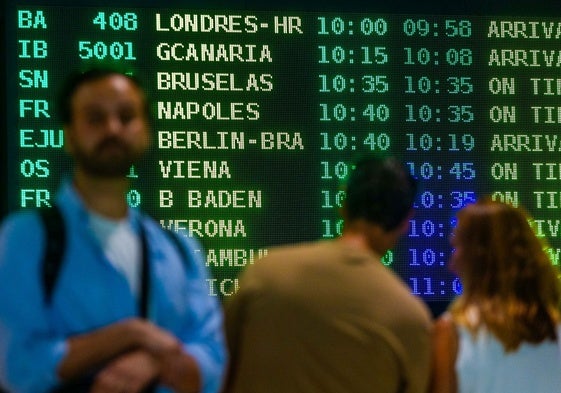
6,5 -> 561,304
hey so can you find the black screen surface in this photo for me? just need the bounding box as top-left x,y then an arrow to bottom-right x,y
4,0 -> 560,314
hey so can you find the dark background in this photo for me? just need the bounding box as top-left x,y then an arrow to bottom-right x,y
3,0 -> 560,317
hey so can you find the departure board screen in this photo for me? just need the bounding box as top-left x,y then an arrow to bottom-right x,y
4,1 -> 561,309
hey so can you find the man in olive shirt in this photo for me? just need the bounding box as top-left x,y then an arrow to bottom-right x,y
224,155 -> 433,393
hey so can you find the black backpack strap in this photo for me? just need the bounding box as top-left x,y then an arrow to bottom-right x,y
38,204 -> 66,305
138,220 -> 194,319
138,222 -> 150,319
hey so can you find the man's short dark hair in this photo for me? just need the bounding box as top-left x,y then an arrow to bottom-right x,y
57,68 -> 149,124
344,155 -> 417,230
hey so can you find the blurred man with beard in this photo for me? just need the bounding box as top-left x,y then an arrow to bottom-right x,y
0,69 -> 226,393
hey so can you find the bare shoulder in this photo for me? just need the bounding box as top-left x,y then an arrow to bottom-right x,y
434,313 -> 455,334
430,313 -> 459,393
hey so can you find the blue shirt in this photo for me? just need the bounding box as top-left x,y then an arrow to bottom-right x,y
0,182 -> 227,393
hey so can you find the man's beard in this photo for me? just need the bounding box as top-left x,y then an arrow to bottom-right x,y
73,137 -> 144,178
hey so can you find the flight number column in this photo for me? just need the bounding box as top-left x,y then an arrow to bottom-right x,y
400,17 -> 477,298
81,10 -> 143,207
15,8 -> 143,211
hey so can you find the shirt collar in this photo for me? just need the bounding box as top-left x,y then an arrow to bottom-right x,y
55,179 -> 142,230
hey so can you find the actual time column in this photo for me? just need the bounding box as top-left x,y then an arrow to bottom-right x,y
316,15 -> 393,244
401,17 -> 477,299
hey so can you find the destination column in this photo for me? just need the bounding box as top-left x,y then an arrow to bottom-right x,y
150,11 -> 307,297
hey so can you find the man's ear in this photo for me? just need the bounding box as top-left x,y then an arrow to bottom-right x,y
62,125 -> 74,154
339,198 -> 348,221
396,208 -> 415,236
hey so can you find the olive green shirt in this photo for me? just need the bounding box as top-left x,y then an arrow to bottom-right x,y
224,240 -> 432,393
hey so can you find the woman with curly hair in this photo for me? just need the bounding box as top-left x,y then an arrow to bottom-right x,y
431,198 -> 561,393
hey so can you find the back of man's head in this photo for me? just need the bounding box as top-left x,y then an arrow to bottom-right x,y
344,156 -> 417,231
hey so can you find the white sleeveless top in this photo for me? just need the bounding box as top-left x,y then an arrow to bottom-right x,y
456,324 -> 561,393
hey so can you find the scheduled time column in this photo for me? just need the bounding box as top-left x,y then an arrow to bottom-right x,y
316,14 -> 394,265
